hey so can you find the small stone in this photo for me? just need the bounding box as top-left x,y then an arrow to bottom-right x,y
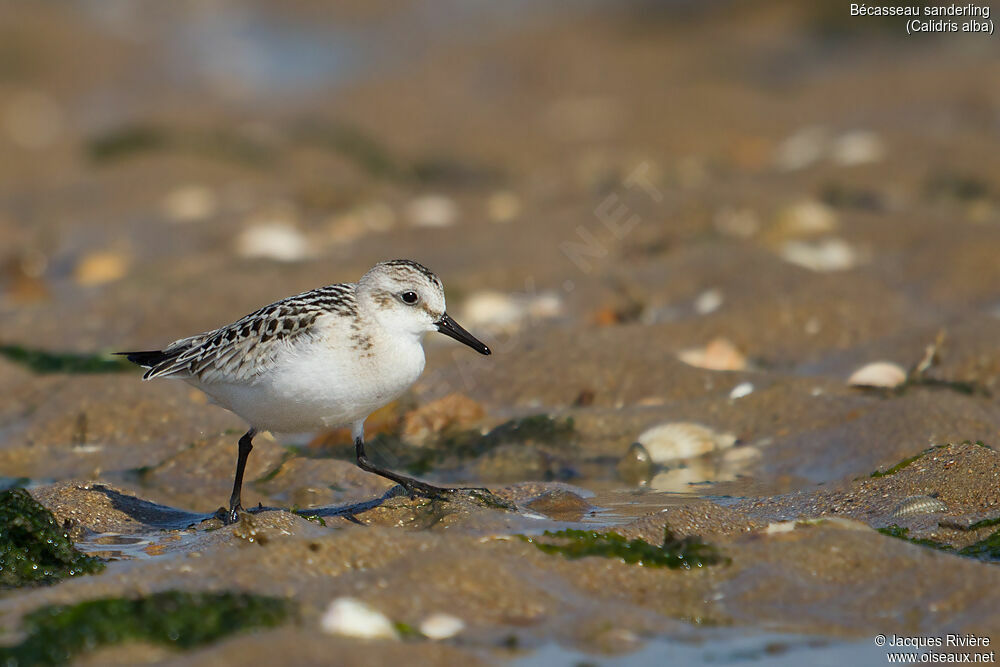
848,361 -> 907,388
407,194 -> 458,228
773,200 -> 839,238
616,442 -> 653,486
677,337 -> 747,371
162,185 -> 217,223
320,598 -> 398,640
525,489 -> 592,521
74,250 -> 130,286
420,613 -> 465,640
637,422 -> 736,464
401,394 -> 485,447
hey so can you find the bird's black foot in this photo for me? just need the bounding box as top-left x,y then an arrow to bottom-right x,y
397,477 -> 458,500
215,505 -> 243,525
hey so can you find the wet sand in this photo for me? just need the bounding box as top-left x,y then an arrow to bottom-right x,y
3,1 -> 1000,664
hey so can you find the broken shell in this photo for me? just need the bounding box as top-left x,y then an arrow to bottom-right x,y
637,422 -> 737,464
781,238 -> 857,272
420,613 -> 465,640
892,495 -> 947,519
320,597 -> 398,640
848,361 -> 907,388
677,337 -> 747,371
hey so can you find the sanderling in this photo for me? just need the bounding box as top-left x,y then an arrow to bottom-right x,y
118,259 -> 491,524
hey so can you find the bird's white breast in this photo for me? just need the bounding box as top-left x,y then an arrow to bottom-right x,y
191,315 -> 426,433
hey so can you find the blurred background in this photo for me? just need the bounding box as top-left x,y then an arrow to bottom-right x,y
4,1 -> 1000,663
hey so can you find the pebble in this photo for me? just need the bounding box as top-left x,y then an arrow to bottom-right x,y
236,223 -> 309,262
617,442 -> 653,486
773,200 -> 839,238
781,238 -> 857,272
74,250 -> 131,286
848,361 -> 907,388
162,185 -> 217,223
525,489 -> 592,521
420,613 -> 465,640
407,194 -> 458,228
637,422 -> 736,464
401,393 -> 485,447
320,597 -> 398,640
677,337 -> 747,371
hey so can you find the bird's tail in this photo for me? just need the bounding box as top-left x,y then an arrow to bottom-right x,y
114,350 -> 169,368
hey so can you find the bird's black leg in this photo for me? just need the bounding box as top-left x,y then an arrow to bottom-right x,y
226,428 -> 256,524
354,436 -> 456,499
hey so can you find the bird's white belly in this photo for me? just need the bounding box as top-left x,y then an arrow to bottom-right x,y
193,340 -> 425,433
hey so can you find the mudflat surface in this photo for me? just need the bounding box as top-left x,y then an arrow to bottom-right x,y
3,2 -> 1000,664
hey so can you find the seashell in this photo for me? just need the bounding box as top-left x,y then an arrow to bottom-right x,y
693,288 -> 723,315
774,126 -> 829,171
678,337 -> 747,371
729,382 -> 754,400
236,223 -> 309,262
420,613 -> 465,640
781,238 -> 857,272
830,130 -> 885,166
320,597 -> 398,640
892,495 -> 947,519
406,194 -> 458,228
848,361 -> 907,388
637,422 -> 736,464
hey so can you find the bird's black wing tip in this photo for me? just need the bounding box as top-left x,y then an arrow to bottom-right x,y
116,350 -> 167,368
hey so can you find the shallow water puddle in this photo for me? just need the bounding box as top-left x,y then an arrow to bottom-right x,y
515,633 -> 880,667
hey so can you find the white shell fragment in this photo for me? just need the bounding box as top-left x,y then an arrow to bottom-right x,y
637,422 -> 737,464
407,194 -> 458,228
848,361 -> 907,388
892,495 -> 947,519
729,382 -> 754,400
320,597 -> 398,640
236,223 -> 309,262
419,613 -> 466,640
693,288 -> 724,315
781,238 -> 857,272
677,337 -> 747,371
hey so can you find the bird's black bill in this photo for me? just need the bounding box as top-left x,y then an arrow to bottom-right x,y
435,313 -> 491,355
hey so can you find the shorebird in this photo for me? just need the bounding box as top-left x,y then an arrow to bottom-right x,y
118,259 -> 491,524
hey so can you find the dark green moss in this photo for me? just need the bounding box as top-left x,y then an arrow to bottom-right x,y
879,524 -> 1000,562
519,526 -> 728,570
86,124 -> 272,166
366,414 -> 575,476
294,120 -> 401,180
869,445 -> 948,478
958,530 -> 1000,562
0,489 -> 105,588
0,345 -> 134,374
876,525 -> 952,551
0,591 -> 292,666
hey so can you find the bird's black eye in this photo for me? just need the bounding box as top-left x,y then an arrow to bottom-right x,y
400,291 -> 419,305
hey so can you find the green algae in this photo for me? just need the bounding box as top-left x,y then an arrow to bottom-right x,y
0,489 -> 105,588
879,524 -> 1000,563
86,124 -> 273,166
519,526 -> 728,570
869,445 -> 948,478
0,591 -> 293,666
0,345 -> 134,374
